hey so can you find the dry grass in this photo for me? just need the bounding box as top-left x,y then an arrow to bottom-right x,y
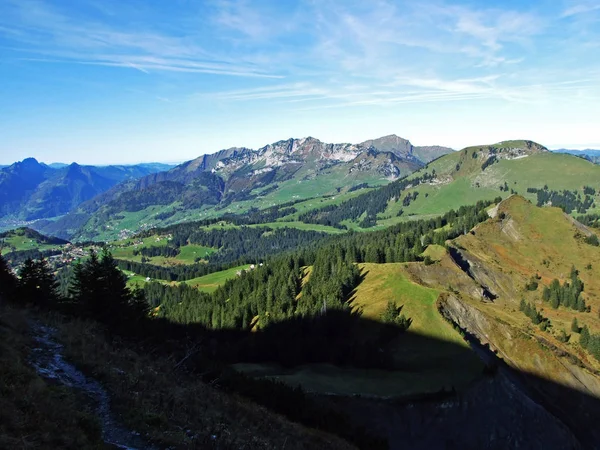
0,304 -> 104,449
51,315 -> 355,450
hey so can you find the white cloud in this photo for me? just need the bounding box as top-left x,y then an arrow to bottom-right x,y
0,0 -> 280,78
562,2 -> 600,17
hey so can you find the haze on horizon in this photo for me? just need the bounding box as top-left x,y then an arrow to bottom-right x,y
1,0 -> 599,165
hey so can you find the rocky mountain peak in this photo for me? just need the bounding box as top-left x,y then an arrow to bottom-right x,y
360,135 -> 413,157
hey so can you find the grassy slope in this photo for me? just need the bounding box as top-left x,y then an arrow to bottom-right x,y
111,235 -> 215,266
350,263 -> 482,390
422,244 -> 446,261
237,263 -> 483,398
457,196 -> 600,336
124,265 -> 249,292
0,230 -> 64,252
184,265 -> 251,293
375,149 -> 600,228
433,196 -> 600,390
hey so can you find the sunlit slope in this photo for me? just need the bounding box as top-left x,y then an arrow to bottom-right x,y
184,265 -> 251,293
0,227 -> 67,252
111,234 -> 215,266
454,195 -> 600,318
237,263 -> 484,398
418,196 -> 600,403
351,263 -> 482,376
380,143 -> 600,222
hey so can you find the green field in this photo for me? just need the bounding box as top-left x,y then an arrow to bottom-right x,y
0,230 -> 64,252
249,221 -> 344,234
184,265 -> 250,292
373,151 -> 600,227
111,236 -> 216,266
353,263 -> 460,342
123,263 -> 247,292
122,269 -> 157,288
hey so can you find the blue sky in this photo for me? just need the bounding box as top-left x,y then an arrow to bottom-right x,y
0,0 -> 599,164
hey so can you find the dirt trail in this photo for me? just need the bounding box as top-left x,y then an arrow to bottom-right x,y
29,321 -> 153,450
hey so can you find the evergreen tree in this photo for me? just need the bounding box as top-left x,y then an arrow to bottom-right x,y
580,325 -> 590,348
380,301 -> 412,331
0,253 -> 17,302
70,249 -> 148,329
571,317 -> 580,333
519,298 -> 526,311
17,257 -> 59,308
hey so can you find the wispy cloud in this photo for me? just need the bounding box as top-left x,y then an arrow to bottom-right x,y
0,0 -> 281,78
562,1 -> 600,17
1,0 -> 599,110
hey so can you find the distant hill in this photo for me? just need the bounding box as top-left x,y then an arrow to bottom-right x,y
0,159 -> 175,222
391,140 -> 600,220
48,163 -> 69,169
292,139 -> 600,231
0,227 -> 68,253
46,135 -> 450,240
554,149 -> 600,164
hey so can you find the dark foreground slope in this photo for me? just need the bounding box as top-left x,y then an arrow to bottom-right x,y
0,304 -> 356,449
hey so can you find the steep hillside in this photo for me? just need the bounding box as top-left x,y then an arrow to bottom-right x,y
403,196 -> 600,446
0,304 -> 356,449
0,158 -> 54,217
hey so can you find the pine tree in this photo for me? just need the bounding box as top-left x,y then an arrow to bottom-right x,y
571,317 -> 580,333
70,249 -> 148,329
550,291 -> 560,309
519,298 -> 526,311
380,301 -> 412,331
17,257 -> 59,308
0,253 -> 17,302
580,325 -> 590,348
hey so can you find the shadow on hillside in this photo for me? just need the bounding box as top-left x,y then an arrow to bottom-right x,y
139,309 -> 600,449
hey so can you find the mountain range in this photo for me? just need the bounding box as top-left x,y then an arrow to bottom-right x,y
0,159 -> 174,224
0,135 -> 452,239
554,149 -> 600,164
80,135 -> 451,214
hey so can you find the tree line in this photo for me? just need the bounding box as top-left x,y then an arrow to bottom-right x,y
0,251 -> 387,449
0,250 -> 148,333
528,187 -> 595,214
297,171 -> 437,228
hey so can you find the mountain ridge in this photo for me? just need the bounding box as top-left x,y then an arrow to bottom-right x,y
0,159 -> 175,223
56,135 -> 450,239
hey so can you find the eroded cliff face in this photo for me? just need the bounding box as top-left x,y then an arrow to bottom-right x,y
438,293 -> 600,448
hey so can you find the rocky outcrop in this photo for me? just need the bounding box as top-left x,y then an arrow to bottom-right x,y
438,293 -> 600,448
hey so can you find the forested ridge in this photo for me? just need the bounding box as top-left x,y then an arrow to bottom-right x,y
142,198 -> 499,332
